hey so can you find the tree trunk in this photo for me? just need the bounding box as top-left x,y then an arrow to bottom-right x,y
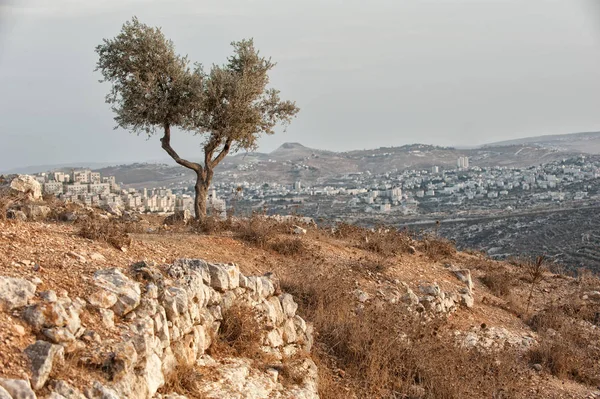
194,174 -> 208,220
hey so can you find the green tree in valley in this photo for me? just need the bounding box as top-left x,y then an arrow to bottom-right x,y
95,17 -> 299,219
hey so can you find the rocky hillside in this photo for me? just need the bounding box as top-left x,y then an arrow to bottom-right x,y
1,189 -> 600,398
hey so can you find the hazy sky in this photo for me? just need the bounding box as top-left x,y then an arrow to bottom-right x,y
1,0 -> 600,171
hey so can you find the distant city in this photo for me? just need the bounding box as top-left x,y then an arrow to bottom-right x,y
32,154 -> 600,222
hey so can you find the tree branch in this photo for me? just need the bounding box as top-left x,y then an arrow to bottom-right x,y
211,138 -> 233,167
160,123 -> 202,173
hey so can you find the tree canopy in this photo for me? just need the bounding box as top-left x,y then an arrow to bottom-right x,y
96,17 -> 299,218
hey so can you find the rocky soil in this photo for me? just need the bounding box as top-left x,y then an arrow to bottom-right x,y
1,185 -> 600,398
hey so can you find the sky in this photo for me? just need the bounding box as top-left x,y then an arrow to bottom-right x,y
1,0 -> 600,171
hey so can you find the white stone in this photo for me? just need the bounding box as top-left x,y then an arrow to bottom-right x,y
0,276 -> 36,310
0,379 -> 36,399
93,269 -> 141,316
279,293 -> 298,318
141,353 -> 164,397
99,309 -> 115,329
10,175 -> 42,200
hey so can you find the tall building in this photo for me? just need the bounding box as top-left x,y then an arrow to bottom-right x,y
457,157 -> 470,169
431,166 -> 439,174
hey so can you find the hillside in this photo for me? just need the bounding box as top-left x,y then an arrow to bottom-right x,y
484,131 -> 600,154
1,198 -> 600,398
95,141 -> 582,188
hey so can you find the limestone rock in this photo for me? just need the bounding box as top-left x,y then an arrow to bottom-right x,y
40,290 -> 58,303
292,225 -> 307,235
419,284 -> 441,297
85,382 -> 120,399
0,276 -> 36,310
279,294 -> 298,318
0,379 -> 36,399
102,204 -> 122,217
207,263 -> 240,291
109,341 -> 138,381
140,353 -> 164,397
99,309 -> 115,329
25,341 -> 65,390
93,269 -> 141,316
48,380 -> 86,399
10,175 -> 42,200
452,269 -> 474,293
23,205 -> 51,221
88,290 -> 118,309
163,210 -> 192,225
6,209 -> 27,221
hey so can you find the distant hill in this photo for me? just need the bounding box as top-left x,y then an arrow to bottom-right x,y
93,141 -> 582,188
483,131 -> 600,154
7,130 -> 599,186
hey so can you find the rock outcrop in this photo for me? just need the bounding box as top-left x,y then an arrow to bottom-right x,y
0,259 -> 318,399
8,175 -> 42,201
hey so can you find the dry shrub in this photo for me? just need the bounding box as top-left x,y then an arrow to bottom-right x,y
191,215 -> 233,234
235,215 -> 290,248
358,229 -> 414,257
160,363 -> 206,399
281,272 -> 524,398
527,341 -> 573,379
271,238 -> 307,256
418,235 -> 456,260
208,304 -> 265,361
480,271 -> 514,297
527,304 -> 600,386
77,217 -> 132,249
330,222 -> 365,240
0,189 -> 27,221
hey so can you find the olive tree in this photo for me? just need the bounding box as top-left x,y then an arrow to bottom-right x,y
95,17 -> 299,219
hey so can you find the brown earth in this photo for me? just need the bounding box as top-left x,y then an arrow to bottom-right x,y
0,211 -> 599,398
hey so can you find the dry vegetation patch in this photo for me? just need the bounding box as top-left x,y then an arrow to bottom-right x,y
76,217 -> 133,249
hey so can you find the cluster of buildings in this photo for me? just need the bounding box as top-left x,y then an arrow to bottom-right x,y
31,154 -> 600,223
207,155 -> 600,221
33,170 -> 226,216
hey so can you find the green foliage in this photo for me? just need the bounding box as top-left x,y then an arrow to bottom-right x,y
96,17 -> 299,217
95,17 -> 202,135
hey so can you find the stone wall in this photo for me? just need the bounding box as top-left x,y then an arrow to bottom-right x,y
0,259 -> 318,399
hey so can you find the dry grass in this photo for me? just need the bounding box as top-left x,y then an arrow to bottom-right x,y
208,304 -> 266,361
234,215 -> 291,249
527,300 -> 600,386
281,270 -> 526,398
418,234 -> 456,260
160,363 -> 207,399
76,217 -> 133,249
0,189 -> 27,221
480,271 -> 515,297
270,238 -> 307,256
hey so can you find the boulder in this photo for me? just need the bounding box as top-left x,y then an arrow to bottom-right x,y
0,386 -> 11,399
452,269 -> 474,293
102,204 -> 122,217
292,225 -> 307,235
163,210 -> 191,226
93,269 -> 141,316
0,379 -> 36,399
23,205 -> 51,221
48,381 -> 86,399
207,263 -> 240,291
10,175 -> 42,200
0,276 -> 36,310
279,293 -> 298,318
24,341 -> 65,390
6,209 -> 27,221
